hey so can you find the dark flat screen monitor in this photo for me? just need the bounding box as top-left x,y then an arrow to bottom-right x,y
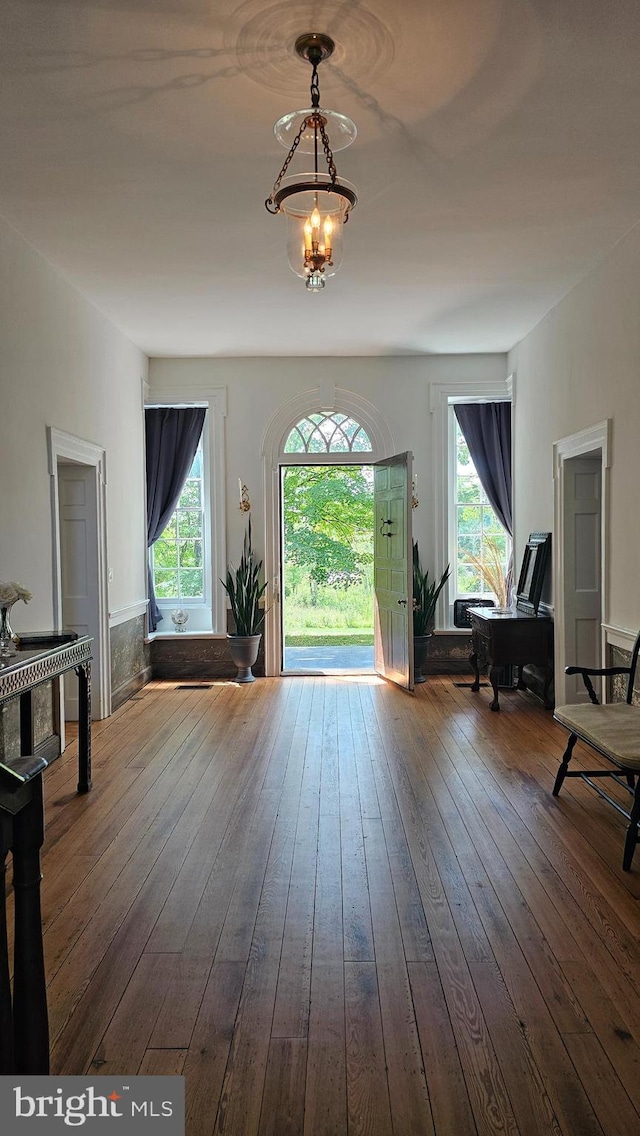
516,532 -> 551,615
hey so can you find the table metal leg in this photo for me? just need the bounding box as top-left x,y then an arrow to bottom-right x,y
542,667 -> 554,710
470,649 -> 480,692
12,775 -> 49,1074
76,660 -> 92,793
0,813 -> 14,1073
488,666 -> 501,710
19,689 -> 34,756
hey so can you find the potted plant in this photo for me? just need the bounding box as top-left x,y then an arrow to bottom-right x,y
412,543 -> 450,684
221,518 -> 268,682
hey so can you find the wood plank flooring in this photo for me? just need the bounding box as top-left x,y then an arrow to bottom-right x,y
11,675 -> 640,1135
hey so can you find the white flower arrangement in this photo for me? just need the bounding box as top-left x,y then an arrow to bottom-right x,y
0,581 -> 32,605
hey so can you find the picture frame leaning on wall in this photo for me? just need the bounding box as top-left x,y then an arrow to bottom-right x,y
516,532 -> 551,615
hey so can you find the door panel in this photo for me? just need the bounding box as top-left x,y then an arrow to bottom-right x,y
374,452 -> 413,690
563,456 -> 602,702
58,463 -> 99,718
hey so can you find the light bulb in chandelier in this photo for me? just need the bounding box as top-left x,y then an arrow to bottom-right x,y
303,208 -> 332,290
265,33 -> 358,291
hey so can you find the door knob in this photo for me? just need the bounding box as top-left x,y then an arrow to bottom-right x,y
379,518 -> 393,537
397,598 -> 408,606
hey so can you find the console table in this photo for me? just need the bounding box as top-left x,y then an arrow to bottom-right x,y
0,634 -> 92,1073
469,608 -> 553,711
0,634 -> 92,794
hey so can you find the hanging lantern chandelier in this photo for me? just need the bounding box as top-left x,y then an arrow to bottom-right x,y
265,33 -> 358,292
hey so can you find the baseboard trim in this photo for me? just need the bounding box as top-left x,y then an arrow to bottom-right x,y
422,659 -> 474,676
111,665 -> 152,710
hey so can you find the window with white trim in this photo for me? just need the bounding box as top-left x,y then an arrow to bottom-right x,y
452,412 -> 510,606
145,389 -> 227,635
151,435 -> 205,602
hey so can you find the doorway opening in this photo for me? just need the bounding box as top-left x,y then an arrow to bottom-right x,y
47,425 -> 111,738
262,394 -> 396,677
57,460 -> 101,720
281,464 -> 375,674
562,451 -> 602,701
553,421 -> 610,705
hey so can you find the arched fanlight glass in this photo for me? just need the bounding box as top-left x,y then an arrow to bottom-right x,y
284,412 -> 372,454
265,34 -> 358,292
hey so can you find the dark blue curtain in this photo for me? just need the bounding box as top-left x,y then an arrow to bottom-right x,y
145,407 -> 206,631
454,402 -> 513,593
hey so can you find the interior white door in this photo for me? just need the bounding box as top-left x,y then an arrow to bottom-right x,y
563,455 -> 602,702
58,462 -> 100,719
373,452 -> 413,690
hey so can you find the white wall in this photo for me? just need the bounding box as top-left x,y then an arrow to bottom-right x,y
509,223 -> 640,632
149,353 -> 507,577
6,171 -> 637,658
0,216 -> 148,632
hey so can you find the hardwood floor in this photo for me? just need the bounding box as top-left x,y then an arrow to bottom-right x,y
14,675 -> 640,1134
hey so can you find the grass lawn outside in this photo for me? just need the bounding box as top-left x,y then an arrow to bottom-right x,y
286,631 -> 374,647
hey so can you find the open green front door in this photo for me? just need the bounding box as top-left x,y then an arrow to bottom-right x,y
373,452 -> 413,690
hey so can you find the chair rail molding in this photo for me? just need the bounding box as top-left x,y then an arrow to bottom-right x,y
602,624 -> 638,651
109,600 -> 149,629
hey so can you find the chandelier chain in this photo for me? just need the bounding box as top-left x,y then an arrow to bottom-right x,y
318,116 -> 337,183
310,61 -> 320,108
265,47 -> 340,213
265,112 -> 338,212
265,120 -> 306,210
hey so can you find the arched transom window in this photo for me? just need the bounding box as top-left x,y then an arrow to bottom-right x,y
284,412 -> 372,454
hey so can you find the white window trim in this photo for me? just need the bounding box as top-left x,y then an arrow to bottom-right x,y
430,375 -> 514,629
144,386 -> 227,635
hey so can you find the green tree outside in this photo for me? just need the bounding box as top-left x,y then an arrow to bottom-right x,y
282,465 -> 374,643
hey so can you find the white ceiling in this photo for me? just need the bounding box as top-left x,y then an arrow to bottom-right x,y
2,0 -> 640,358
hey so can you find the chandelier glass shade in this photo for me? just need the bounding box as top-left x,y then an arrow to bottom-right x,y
274,107 -> 357,152
266,34 -> 358,292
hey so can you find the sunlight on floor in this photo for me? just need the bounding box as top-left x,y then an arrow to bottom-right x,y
335,673 -> 385,685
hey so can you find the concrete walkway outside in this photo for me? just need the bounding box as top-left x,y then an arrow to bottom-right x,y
283,643 -> 374,673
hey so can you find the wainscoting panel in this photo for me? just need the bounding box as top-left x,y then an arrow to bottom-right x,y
110,614 -> 151,709
150,634 -> 264,681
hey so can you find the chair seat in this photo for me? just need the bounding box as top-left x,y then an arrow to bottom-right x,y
554,702 -> 640,770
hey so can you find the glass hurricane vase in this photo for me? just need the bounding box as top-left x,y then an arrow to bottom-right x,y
171,608 -> 189,632
0,602 -> 17,657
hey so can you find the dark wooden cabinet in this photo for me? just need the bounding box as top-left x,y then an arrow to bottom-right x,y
469,608 -> 553,711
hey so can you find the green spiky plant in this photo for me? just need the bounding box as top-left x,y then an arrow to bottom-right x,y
412,542 -> 450,636
221,518 -> 268,636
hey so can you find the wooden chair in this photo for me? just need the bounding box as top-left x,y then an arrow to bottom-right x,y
552,631 -> 640,871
